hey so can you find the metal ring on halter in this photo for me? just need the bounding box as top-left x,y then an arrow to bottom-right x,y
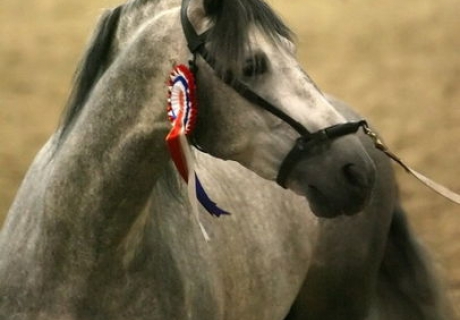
180,0 -> 367,188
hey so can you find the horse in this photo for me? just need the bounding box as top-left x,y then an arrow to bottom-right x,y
0,0 -> 452,319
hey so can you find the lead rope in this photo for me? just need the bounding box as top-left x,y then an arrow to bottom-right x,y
362,124 -> 460,204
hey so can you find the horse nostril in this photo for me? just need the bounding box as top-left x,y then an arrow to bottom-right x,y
342,163 -> 368,188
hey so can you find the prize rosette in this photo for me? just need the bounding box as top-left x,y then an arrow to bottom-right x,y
166,65 -> 229,233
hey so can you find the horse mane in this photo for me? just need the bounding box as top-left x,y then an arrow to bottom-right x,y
57,5 -> 123,145
205,0 -> 294,75
56,0 -> 291,144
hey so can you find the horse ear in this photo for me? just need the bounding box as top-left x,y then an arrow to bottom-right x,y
203,0 -> 222,16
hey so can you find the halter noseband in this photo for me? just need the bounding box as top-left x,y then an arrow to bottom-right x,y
180,0 -> 367,188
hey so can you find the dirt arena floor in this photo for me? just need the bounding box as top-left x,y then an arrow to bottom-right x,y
1,0 -> 459,315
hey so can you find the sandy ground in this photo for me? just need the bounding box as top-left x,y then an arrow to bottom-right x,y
1,0 -> 459,315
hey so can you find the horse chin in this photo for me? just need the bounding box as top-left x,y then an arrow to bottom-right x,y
306,185 -> 369,218
288,181 -> 369,218
281,135 -> 376,218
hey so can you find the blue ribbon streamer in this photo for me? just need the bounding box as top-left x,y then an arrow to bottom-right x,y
195,174 -> 230,217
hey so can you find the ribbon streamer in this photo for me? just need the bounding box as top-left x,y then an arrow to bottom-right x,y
166,65 -> 229,240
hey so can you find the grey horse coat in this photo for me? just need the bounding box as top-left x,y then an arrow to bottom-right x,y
0,1 -> 451,319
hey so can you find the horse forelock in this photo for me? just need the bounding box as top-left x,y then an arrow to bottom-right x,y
205,0 -> 294,76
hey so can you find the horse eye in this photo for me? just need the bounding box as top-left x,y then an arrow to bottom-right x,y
242,54 -> 268,77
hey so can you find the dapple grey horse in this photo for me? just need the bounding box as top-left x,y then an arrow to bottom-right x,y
0,0 -> 452,319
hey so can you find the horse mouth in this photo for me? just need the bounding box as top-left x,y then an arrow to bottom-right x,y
305,184 -> 371,218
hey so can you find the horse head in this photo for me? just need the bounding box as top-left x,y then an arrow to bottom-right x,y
181,0 -> 376,218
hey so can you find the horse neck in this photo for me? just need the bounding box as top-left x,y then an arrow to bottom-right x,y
4,7 -> 187,259
0,4 -> 196,312
117,0 -> 181,46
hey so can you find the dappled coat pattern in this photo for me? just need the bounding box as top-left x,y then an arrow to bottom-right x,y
0,0 -> 452,319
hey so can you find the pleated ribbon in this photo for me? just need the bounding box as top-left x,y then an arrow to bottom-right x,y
166,65 -> 229,240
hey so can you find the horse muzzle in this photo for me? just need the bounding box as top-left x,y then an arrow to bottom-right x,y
279,134 -> 376,218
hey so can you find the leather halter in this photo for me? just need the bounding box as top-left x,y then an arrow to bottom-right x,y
180,0 -> 367,188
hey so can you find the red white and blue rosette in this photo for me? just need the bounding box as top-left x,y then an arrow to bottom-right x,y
166,65 -> 229,238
